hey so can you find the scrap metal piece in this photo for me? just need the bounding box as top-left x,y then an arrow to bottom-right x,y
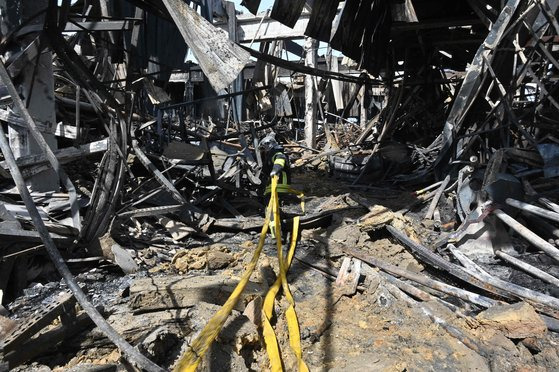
1,291 -> 75,354
434,0 -> 521,170
241,0 -> 261,14
304,0 -> 339,42
117,205 -> 185,219
111,244 -> 139,274
131,138 -> 187,205
161,0 -> 251,92
270,0 -> 305,28
0,61 -> 81,232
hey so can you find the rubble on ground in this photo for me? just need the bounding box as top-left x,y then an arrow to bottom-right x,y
2,0 -> 559,371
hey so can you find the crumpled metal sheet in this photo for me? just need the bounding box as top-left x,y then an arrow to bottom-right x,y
162,0 -> 251,92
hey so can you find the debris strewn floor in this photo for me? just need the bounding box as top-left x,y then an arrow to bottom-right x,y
2,0 -> 559,371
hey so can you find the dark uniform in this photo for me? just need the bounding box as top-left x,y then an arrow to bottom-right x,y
263,147 -> 290,194
259,133 -> 299,239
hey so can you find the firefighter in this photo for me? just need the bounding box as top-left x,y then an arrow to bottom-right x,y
259,132 -> 293,239
260,133 -> 289,189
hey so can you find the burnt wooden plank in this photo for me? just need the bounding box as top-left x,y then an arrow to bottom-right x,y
270,0 -> 306,28
4,311 -> 92,369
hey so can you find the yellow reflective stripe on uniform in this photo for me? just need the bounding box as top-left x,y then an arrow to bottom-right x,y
265,171 -> 289,194
265,184 -> 290,194
273,157 -> 286,167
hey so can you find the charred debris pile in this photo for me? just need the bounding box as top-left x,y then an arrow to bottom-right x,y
2,0 -> 559,371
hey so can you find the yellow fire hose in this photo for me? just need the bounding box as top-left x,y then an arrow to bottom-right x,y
174,176 -> 307,372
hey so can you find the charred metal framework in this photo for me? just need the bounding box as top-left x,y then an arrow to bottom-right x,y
0,0 -> 559,370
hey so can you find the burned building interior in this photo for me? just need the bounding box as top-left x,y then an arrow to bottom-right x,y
2,0 -> 559,370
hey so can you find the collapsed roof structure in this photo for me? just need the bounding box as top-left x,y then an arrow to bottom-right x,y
1,0 -> 559,371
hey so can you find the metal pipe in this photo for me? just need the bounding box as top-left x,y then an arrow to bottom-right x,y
378,272 -> 466,315
386,225 -> 513,299
506,198 -> 559,223
495,250 -> 559,288
75,85 -> 81,145
413,180 -> 443,196
494,209 -> 559,262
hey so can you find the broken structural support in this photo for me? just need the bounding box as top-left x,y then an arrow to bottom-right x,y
433,0 -> 521,169
0,60 -> 80,232
343,246 -> 499,308
161,0 -> 250,92
3,0 -> 59,193
386,225 -> 513,299
304,37 -> 317,149
451,247 -> 559,311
